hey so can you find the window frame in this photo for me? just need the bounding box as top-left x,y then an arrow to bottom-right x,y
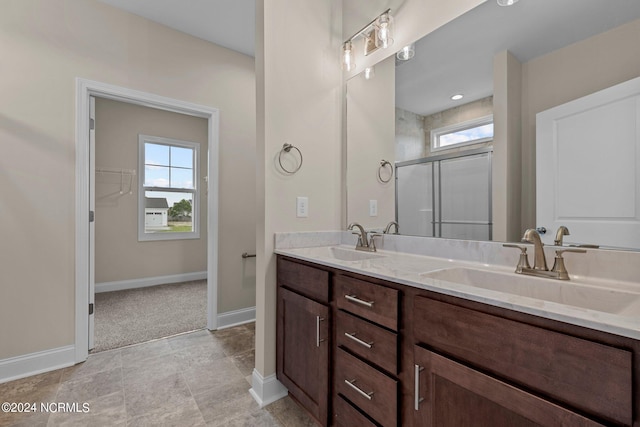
430,115 -> 494,152
138,134 -> 200,242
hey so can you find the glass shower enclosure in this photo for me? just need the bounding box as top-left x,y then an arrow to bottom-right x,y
396,147 -> 492,241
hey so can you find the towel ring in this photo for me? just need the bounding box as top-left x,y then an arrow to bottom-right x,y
378,159 -> 394,183
278,143 -> 303,174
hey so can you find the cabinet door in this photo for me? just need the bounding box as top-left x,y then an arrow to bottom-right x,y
277,287 -> 330,426
413,346 -> 604,427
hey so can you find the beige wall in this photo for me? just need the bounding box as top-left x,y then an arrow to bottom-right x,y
94,98 -> 208,283
520,18 -> 640,230
493,51 -> 522,242
346,56 -> 395,229
255,0 -> 343,378
251,0 -> 487,383
0,0 -> 255,360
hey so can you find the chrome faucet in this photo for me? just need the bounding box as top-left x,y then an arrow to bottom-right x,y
383,221 -> 399,235
522,228 -> 548,271
348,222 -> 367,248
347,222 -> 380,252
503,228 -> 586,280
554,226 -> 570,246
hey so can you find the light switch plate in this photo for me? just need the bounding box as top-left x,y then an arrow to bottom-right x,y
369,199 -> 378,217
296,196 -> 309,218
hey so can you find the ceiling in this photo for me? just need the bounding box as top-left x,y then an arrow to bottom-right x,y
98,0 -> 640,117
98,0 -> 256,57
395,0 -> 640,116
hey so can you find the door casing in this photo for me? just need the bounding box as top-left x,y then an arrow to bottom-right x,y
75,78 -> 220,363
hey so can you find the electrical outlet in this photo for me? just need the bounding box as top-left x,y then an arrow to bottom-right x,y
369,199 -> 378,217
296,197 -> 309,218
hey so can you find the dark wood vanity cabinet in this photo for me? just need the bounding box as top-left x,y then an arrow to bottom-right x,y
333,275 -> 400,427
276,258 -> 331,426
413,346 -> 605,427
412,296 -> 632,427
277,255 -> 640,427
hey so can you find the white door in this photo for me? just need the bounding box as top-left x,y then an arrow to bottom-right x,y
89,95 -> 96,350
536,76 -> 640,249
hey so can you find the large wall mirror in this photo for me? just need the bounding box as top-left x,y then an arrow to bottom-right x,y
346,0 -> 640,250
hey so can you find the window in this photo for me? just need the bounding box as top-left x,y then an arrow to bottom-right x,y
138,135 -> 200,241
431,115 -> 494,152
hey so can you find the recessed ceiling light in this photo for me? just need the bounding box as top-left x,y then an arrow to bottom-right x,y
497,0 -> 519,6
451,94 -> 464,101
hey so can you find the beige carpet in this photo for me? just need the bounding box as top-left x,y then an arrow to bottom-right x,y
92,280 -> 207,352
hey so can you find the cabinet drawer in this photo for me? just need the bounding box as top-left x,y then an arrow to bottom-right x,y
334,395 -> 378,427
414,296 -> 632,426
335,275 -> 398,331
336,310 -> 398,374
277,257 -> 329,303
335,348 -> 397,427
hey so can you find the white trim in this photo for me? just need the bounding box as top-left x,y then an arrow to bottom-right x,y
76,78 -> 220,365
217,307 -> 256,329
0,346 -> 75,385
96,271 -> 207,293
249,369 -> 288,408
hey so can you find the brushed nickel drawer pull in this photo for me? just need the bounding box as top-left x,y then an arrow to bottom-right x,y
344,379 -> 374,400
316,316 -> 325,347
414,364 -> 425,410
345,294 -> 374,307
344,332 -> 373,349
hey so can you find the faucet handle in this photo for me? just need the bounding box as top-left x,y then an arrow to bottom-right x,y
368,232 -> 382,251
503,243 -> 528,253
555,248 -> 587,256
503,244 -> 531,273
551,248 -> 586,280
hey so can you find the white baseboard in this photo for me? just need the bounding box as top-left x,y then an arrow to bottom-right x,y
217,306 -> 256,330
249,368 -> 288,408
0,345 -> 75,384
96,271 -> 207,293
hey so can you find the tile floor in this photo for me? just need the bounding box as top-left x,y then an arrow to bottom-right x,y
0,323 -> 316,426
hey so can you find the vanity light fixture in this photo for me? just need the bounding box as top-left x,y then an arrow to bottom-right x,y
342,41 -> 355,71
374,12 -> 394,49
451,94 -> 464,101
397,43 -> 415,61
342,9 -> 394,70
364,66 -> 375,80
497,0 -> 519,6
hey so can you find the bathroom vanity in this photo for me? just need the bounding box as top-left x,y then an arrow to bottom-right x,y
275,241 -> 640,427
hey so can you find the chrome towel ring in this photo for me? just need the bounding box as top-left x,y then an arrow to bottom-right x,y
378,159 -> 394,183
278,143 -> 303,174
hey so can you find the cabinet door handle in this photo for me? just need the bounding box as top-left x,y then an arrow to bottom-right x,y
316,316 -> 325,347
414,364 -> 425,410
344,332 -> 373,349
345,294 -> 374,307
344,379 -> 374,400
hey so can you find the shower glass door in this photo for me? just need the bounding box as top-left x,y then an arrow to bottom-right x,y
396,148 -> 492,240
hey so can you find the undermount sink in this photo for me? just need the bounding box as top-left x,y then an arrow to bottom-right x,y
327,246 -> 385,261
420,267 -> 639,315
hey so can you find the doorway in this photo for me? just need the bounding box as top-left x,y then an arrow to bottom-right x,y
91,98 -> 209,352
75,79 -> 220,363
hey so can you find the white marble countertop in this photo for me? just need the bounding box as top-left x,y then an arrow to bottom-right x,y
275,244 -> 640,340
